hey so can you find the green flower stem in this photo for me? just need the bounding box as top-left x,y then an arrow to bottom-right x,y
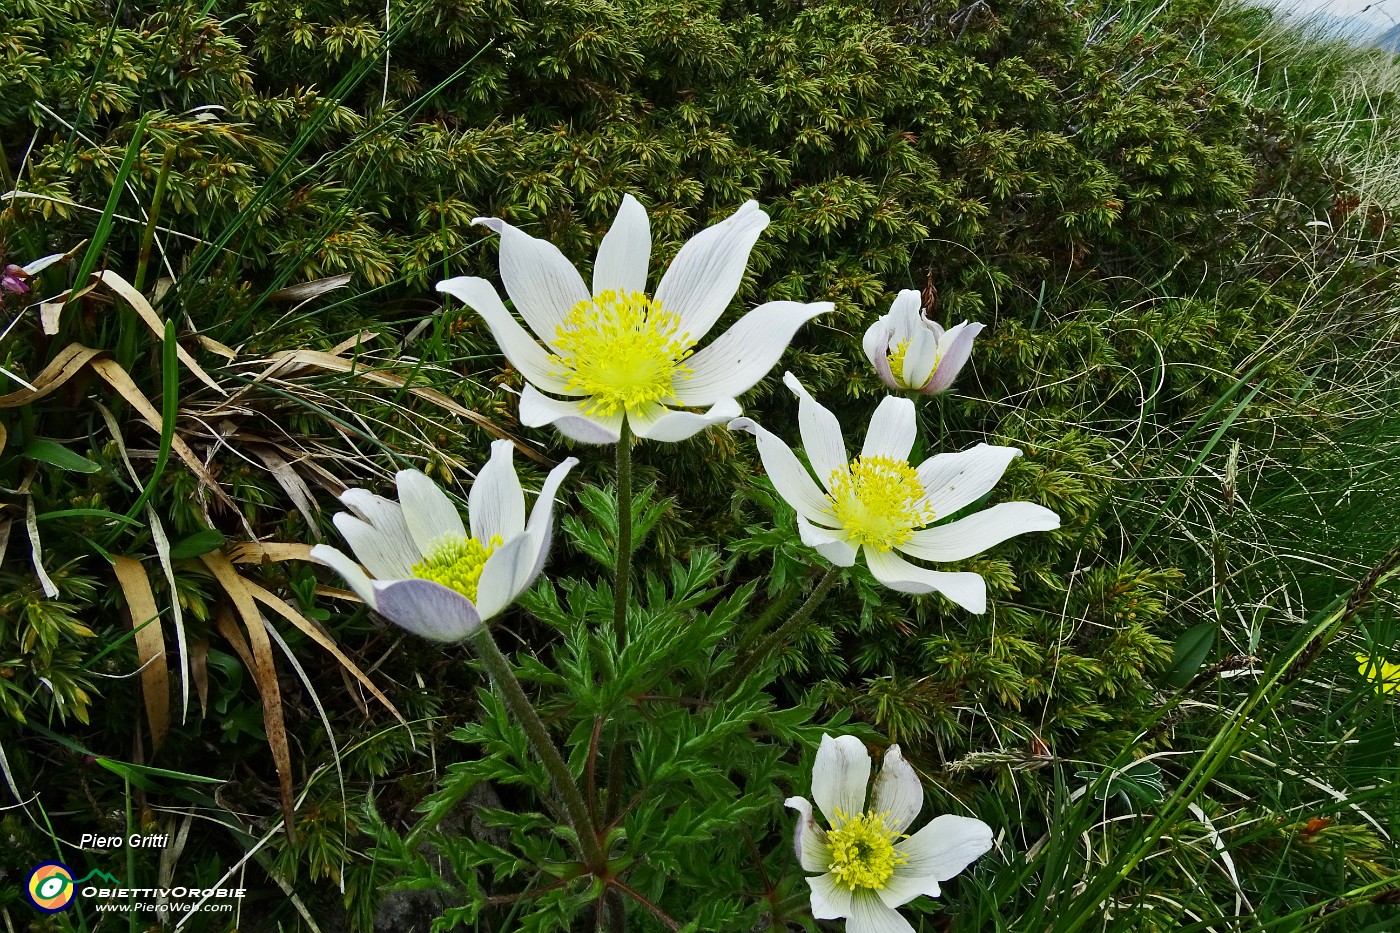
723,566 -> 841,694
469,625 -> 606,871
612,419 -> 634,647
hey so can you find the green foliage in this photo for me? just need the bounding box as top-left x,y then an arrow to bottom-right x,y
2,0 -> 1399,928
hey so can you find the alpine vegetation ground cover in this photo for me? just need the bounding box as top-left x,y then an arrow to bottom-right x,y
0,0 -> 1398,929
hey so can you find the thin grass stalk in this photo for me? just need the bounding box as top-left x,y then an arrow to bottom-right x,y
469,625 -> 606,871
722,566 -> 841,694
612,420 -> 634,647
1051,548 -> 1400,932
132,144 -> 175,295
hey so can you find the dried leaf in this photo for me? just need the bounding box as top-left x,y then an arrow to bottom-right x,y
112,556 -> 171,749
0,343 -> 104,409
229,541 -> 315,564
191,636 -> 210,718
201,550 -> 295,837
88,357 -> 238,512
25,496 -> 57,598
268,273 -> 353,303
40,302 -> 64,336
249,446 -> 319,540
96,270 -> 226,396
242,578 -> 404,727
261,349 -> 550,464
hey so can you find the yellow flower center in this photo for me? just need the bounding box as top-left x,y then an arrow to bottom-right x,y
827,809 -> 908,892
411,534 -> 504,603
889,338 -> 913,385
887,336 -> 940,387
826,456 -> 934,550
550,290 -> 695,418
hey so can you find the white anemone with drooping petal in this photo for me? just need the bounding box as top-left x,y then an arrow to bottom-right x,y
728,373 -> 1059,613
862,290 -> 983,394
309,441 -> 577,642
437,194 -> 832,444
785,734 -> 994,933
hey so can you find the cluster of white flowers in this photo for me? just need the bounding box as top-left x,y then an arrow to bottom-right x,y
311,195 -> 1054,926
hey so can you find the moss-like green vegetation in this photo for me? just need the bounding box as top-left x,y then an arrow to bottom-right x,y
1,0 -> 1398,928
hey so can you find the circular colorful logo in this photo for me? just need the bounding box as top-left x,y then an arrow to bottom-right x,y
25,862 -> 76,913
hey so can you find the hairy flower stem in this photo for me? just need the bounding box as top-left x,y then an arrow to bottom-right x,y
470,626 -> 606,870
612,419 -> 634,648
723,567 -> 841,694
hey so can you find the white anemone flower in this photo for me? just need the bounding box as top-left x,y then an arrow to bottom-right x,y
786,735 -> 994,932
862,290 -> 983,394
309,441 -> 577,642
436,195 -> 832,444
729,373 -> 1059,613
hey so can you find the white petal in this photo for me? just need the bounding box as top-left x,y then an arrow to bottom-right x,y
470,440 -> 527,543
473,532 -> 538,619
782,372 -> 847,491
671,302 -> 831,405
864,549 -> 987,614
653,201 -> 769,343
900,325 -> 938,391
862,316 -> 892,370
895,814 -> 993,885
916,444 -> 1021,519
863,317 -> 899,390
473,216 -> 590,348
525,456 -> 578,581
871,745 -> 923,835
435,276 -> 582,395
339,489 -> 419,571
924,322 -> 983,394
862,396 -> 917,462
371,579 -> 482,641
628,399 -> 742,442
784,796 -> 833,872
848,892 -> 916,933
875,869 -> 939,910
309,545 -> 377,607
897,502 -> 1060,563
888,290 -> 922,342
332,512 -> 417,580
518,384 -> 624,444
727,417 -> 833,522
397,470 -> 467,554
808,873 -> 854,920
592,194 -> 651,297
797,513 -> 858,567
813,734 -> 871,825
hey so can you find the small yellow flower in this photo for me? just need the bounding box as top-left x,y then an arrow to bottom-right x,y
1356,654 -> 1400,695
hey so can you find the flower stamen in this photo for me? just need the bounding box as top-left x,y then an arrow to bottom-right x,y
411,534 -> 504,603
827,456 -> 934,550
550,290 -> 695,417
826,808 -> 908,892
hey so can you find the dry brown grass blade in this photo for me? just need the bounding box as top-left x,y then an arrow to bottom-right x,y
96,270 -> 226,396
112,556 -> 171,749
0,420 -> 6,456
229,541 -> 315,564
88,357 -> 238,512
0,516 -> 11,569
25,495 -> 57,598
201,550 -> 296,838
262,348 -> 551,465
0,343 -> 104,408
191,636 -> 210,717
241,578 -> 405,728
248,445 -> 320,538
